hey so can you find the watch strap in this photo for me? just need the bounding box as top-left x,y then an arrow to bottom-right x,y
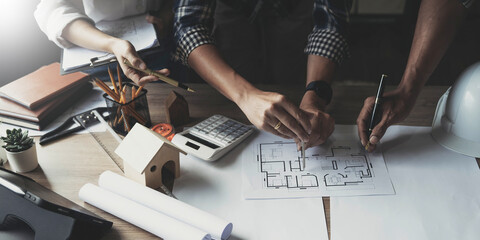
305,81 -> 333,104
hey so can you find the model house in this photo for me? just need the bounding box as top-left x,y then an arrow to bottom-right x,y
115,123 -> 185,189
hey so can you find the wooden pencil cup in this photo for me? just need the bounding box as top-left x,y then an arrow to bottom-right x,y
103,82 -> 152,135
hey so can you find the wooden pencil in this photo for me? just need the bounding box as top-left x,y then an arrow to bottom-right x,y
134,86 -> 144,98
117,63 -> 123,91
107,67 -> 118,94
132,86 -> 136,100
94,78 -> 120,102
93,78 -> 147,127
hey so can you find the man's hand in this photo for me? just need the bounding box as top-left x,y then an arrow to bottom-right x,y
299,91 -> 335,149
111,40 -> 170,86
237,89 -> 312,142
357,88 -> 418,151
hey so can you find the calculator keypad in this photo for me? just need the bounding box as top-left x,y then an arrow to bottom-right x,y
190,115 -> 252,145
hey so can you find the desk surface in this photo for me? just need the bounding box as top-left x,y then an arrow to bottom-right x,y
3,83 -> 478,239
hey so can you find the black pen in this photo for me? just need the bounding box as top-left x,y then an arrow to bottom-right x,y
365,74 -> 387,150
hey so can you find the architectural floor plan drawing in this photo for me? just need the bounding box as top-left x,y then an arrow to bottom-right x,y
242,130 -> 395,199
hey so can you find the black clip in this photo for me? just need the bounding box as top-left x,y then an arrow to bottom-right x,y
39,107 -> 109,145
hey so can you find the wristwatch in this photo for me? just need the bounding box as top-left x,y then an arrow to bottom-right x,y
305,81 -> 333,104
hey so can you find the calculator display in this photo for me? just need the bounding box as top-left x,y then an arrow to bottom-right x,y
183,133 -> 220,149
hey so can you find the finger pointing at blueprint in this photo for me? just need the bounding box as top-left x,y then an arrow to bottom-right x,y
242,126 -> 395,199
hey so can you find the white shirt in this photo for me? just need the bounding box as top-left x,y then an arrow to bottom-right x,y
35,0 -> 160,49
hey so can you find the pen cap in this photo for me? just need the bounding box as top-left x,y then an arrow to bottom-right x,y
432,62 -> 480,158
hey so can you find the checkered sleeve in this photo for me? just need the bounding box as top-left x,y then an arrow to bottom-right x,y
173,0 -> 216,66
460,0 -> 475,8
305,0 -> 351,65
305,28 -> 349,65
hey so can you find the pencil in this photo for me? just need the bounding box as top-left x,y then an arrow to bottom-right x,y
120,108 -> 131,132
93,78 -> 146,124
117,63 -> 123,90
108,66 -> 119,94
134,85 -> 144,98
121,86 -> 127,103
123,59 -> 195,92
94,78 -> 120,102
132,86 -> 136,100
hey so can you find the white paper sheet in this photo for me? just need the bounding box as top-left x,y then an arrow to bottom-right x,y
62,14 -> 157,71
98,171 -> 233,240
242,128 -> 394,199
79,183 -> 211,240
331,126 -> 480,240
173,138 -> 329,240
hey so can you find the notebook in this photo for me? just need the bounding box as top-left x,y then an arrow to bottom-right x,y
0,82 -> 92,130
0,62 -> 90,110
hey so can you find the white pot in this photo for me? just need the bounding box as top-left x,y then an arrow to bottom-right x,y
0,139 -> 7,165
6,144 -> 38,173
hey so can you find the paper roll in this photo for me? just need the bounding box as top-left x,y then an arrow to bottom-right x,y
79,183 -> 211,240
99,171 -> 233,240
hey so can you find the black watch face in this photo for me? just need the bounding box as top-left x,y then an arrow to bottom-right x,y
306,81 -> 332,104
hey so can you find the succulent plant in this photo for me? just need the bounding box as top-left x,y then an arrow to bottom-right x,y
1,128 -> 34,153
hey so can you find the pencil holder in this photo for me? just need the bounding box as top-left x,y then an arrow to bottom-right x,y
103,82 -> 152,135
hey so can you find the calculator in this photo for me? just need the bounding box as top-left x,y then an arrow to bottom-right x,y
171,115 -> 255,161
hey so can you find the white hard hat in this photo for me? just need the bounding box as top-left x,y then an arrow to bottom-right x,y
431,62 -> 480,158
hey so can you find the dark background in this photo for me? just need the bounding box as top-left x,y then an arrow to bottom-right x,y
341,0 -> 480,86
1,0 -> 479,87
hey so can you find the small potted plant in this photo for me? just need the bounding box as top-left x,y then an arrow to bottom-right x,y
1,128 -> 38,173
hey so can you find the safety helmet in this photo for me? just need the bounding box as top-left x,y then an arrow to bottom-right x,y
431,62 -> 480,158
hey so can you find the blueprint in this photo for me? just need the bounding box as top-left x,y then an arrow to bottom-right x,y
242,130 -> 395,199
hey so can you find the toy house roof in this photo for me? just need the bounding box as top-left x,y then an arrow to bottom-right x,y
115,123 -> 185,174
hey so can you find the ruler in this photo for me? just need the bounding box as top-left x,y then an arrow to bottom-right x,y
74,109 -> 124,172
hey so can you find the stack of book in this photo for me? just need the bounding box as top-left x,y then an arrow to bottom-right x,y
0,62 -> 92,130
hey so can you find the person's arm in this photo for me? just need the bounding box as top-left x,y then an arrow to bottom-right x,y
300,0 -> 351,148
34,0 -> 168,85
357,0 -> 468,151
173,0 -> 311,141
62,19 -> 167,85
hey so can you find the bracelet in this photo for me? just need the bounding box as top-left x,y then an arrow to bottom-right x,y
305,81 -> 333,104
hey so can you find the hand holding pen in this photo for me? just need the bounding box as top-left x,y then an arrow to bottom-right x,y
365,74 -> 387,150
357,74 -> 418,152
107,40 -> 170,86
123,59 -> 195,92
356,74 -> 387,152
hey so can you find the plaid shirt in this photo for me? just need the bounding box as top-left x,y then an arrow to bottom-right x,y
173,0 -> 351,66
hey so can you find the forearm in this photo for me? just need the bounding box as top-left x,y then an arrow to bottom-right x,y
62,19 -> 119,53
306,55 -> 336,85
188,44 -> 258,104
399,0 -> 467,95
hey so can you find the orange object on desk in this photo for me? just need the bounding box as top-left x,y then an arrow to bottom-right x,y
152,123 -> 175,141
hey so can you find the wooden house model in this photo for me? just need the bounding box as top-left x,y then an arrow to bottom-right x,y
115,123 -> 185,189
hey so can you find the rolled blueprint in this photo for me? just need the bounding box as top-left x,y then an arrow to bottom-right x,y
79,184 -> 211,240
99,171 -> 233,240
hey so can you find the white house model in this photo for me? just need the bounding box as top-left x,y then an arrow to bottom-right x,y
115,123 -> 185,189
